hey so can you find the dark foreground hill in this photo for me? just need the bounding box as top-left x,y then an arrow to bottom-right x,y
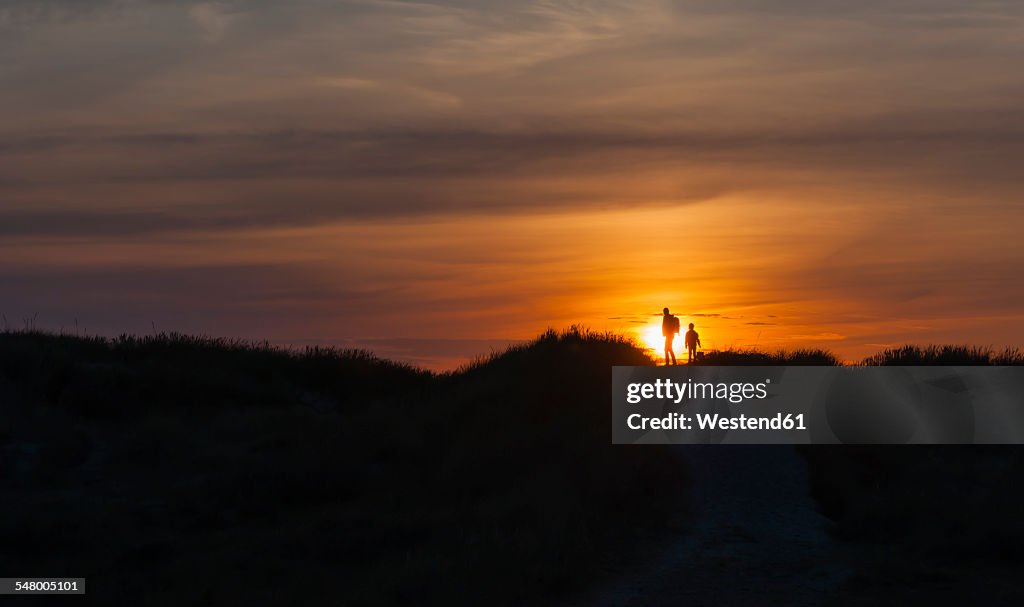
0,327 -> 685,606
3,329 -> 1024,605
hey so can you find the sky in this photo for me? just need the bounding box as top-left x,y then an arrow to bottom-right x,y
2,0 -> 1024,369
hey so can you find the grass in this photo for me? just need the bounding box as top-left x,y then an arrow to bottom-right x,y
0,326 -> 686,606
860,344 -> 1024,366
696,347 -> 840,366
0,330 -> 429,417
5,329 -> 1024,604
671,344 -> 1024,367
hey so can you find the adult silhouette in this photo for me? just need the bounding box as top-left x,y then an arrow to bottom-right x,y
661,307 -> 680,365
685,322 -> 701,363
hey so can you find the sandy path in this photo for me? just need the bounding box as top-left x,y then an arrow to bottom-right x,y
584,445 -> 851,606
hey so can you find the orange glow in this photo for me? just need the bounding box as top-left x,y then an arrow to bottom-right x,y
5,196 -> 1023,370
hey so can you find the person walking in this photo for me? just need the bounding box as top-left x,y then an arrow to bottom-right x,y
661,308 -> 680,365
685,322 -> 701,363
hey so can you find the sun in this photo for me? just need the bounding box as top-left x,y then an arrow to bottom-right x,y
639,322 -> 669,353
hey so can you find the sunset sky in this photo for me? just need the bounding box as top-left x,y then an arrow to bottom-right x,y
3,0 -> 1024,368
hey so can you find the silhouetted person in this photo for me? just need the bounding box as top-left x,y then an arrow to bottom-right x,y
662,307 -> 680,365
685,322 -> 701,363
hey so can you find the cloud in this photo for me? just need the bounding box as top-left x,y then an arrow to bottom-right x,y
405,0 -> 667,74
0,259 -> 413,335
0,1 -> 121,29
188,2 -> 231,42
315,76 -> 462,108
1,106 -> 1022,237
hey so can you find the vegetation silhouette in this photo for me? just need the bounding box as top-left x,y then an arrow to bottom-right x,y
694,346 -> 840,366
861,344 -> 1024,366
3,328 -> 1024,605
0,330 -> 429,418
0,326 -> 684,606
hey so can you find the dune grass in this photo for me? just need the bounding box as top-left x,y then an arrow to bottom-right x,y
0,330 -> 429,418
683,344 -> 1024,367
0,326 -> 686,606
697,347 -> 840,366
6,328 -> 1024,604
456,325 -> 652,372
861,344 -> 1024,366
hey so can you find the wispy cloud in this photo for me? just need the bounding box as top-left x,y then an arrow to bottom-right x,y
315,76 -> 462,108
188,2 -> 232,42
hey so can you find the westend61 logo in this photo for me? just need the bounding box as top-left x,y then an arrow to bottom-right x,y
626,378 -> 770,404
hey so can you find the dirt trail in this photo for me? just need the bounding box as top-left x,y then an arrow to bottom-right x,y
585,445 -> 851,606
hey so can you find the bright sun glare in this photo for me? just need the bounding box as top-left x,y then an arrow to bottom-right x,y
640,323 -> 669,353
